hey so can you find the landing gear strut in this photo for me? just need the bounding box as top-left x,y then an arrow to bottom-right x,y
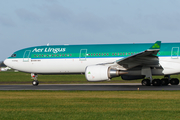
31,73 -> 39,86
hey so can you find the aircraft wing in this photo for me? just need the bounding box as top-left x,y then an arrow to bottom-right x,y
113,41 -> 161,70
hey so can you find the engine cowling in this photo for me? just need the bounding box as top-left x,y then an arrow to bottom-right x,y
85,65 -> 126,81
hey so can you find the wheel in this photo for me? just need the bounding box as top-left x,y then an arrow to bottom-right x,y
161,78 -> 169,86
141,79 -> 151,86
152,79 -> 161,86
32,80 -> 39,86
170,78 -> 179,85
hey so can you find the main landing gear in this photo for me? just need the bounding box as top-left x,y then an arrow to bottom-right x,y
31,73 -> 39,86
141,77 -> 179,86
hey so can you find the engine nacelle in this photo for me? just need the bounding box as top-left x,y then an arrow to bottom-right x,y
85,65 -> 125,82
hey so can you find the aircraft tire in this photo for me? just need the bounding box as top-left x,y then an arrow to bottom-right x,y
32,80 -> 39,86
161,78 -> 169,86
152,79 -> 161,86
170,78 -> 179,85
141,79 -> 151,86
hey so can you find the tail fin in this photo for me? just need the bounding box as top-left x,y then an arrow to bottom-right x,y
148,41 -> 161,51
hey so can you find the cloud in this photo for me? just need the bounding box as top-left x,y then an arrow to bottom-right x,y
38,4 -> 108,32
14,2 -> 154,35
0,16 -> 16,27
72,12 -> 107,32
15,8 -> 41,23
140,13 -> 180,31
45,0 -> 58,3
40,4 -> 73,22
155,13 -> 180,31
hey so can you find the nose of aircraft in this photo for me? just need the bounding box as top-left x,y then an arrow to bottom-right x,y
4,59 -> 9,67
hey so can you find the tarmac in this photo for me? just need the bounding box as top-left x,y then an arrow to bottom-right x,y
0,83 -> 180,91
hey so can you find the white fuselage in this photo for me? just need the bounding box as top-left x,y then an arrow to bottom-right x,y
4,56 -> 180,75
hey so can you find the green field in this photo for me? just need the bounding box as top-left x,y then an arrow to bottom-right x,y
1,71 -> 180,84
0,91 -> 180,120
1,72 -> 180,120
0,71 -> 141,84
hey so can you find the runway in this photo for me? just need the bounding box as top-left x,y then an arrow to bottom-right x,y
0,83 -> 180,90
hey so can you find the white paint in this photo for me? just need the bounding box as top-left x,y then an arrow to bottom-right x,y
85,65 -> 110,81
4,56 -> 180,76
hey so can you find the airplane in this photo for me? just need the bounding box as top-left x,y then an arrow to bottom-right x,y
0,67 -> 11,71
3,41 -> 180,86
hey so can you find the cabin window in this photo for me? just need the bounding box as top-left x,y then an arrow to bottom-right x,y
107,53 -> 109,55
112,53 -> 114,55
11,54 -> 16,57
70,54 -> 72,56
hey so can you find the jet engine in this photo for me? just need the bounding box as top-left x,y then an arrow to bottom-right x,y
85,65 -> 127,81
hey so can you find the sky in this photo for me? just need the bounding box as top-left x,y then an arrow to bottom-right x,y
1,0 -> 180,60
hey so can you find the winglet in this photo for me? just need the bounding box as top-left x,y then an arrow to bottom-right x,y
148,41 -> 161,51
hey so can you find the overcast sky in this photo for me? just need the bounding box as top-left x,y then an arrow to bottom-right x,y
1,0 -> 180,60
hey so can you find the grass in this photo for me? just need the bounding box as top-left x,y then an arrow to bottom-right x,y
1,71 -> 180,84
0,91 -> 180,120
1,72 -> 180,119
0,71 -> 142,84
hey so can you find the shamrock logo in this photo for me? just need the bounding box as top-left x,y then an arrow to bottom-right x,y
152,43 -> 160,49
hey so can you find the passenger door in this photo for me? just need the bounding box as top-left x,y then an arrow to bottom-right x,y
79,49 -> 87,61
171,47 -> 179,59
23,50 -> 31,62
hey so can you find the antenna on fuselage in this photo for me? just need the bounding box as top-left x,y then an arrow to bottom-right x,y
47,43 -> 49,46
